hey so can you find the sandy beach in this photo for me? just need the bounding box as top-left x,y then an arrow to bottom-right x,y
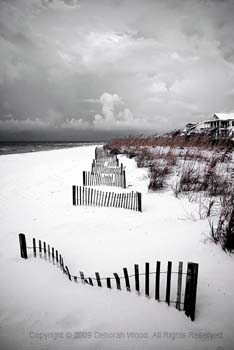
0,145 -> 233,350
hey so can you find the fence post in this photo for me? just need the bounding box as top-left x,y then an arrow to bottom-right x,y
166,261 -> 172,305
155,261 -> 160,301
72,185 -> 76,205
134,264 -> 140,294
43,242 -> 47,259
123,268 -> 131,291
33,238 -> 36,257
83,171 -> 86,186
137,192 -> 142,212
145,262 -> 150,297
19,233 -> 27,259
184,262 -> 199,321
123,170 -> 126,188
176,262 -> 183,310
114,273 -> 121,290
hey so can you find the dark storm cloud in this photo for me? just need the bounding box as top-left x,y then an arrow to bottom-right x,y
0,0 -> 234,140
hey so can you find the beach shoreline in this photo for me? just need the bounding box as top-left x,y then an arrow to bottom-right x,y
0,141 -> 105,156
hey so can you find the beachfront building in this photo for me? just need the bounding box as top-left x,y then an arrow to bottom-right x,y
183,113 -> 234,138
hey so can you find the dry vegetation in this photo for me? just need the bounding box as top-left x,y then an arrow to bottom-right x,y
106,134 -> 234,253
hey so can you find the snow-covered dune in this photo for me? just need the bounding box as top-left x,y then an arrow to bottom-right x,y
0,145 -> 233,349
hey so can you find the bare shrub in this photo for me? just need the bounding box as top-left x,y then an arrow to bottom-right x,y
107,133 -> 233,151
136,149 -> 154,168
175,160 -> 202,193
164,150 -> 177,166
148,161 -> 171,191
210,192 -> 234,252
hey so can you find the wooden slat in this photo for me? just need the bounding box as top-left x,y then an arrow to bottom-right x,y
83,171 -> 86,186
101,191 -> 105,206
134,264 -> 140,294
145,262 -> 150,297
82,186 -> 85,205
184,262 -> 199,321
80,271 -> 85,283
113,193 -> 117,207
136,192 -> 140,212
33,238 -> 36,257
190,263 -> 199,321
55,250 -> 59,264
110,192 -> 114,207
65,265 -> 71,281
87,186 -> 89,205
155,261 -> 161,301
176,262 -> 183,310
43,242 -> 46,259
166,261 -> 172,305
106,278 -> 111,289
107,192 -> 111,207
47,244 -> 50,260
123,267 -> 131,291
39,240 -> 42,256
90,188 -> 93,206
104,192 -> 108,206
119,193 -> 123,208
132,192 -> 135,210
123,193 -> 127,209
128,193 -> 132,209
95,272 -> 102,287
72,185 -> 76,205
19,233 -> 28,259
85,187 -> 87,205
123,170 -> 126,188
60,257 -> 65,272
114,273 -> 121,290
52,247 -> 55,262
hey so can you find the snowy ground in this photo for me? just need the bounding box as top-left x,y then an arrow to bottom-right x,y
0,145 -> 233,350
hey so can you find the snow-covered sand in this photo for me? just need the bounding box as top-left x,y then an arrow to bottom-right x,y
0,145 -> 233,349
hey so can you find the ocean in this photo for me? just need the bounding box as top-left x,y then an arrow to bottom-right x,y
0,141 -> 104,156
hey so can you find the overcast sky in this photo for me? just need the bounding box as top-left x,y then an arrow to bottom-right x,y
0,0 -> 234,141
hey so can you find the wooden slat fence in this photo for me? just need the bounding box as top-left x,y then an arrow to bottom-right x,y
95,147 -> 112,159
19,233 -> 199,321
92,166 -> 124,175
83,171 -> 126,188
94,158 -> 119,167
95,147 -> 106,159
73,185 -> 142,212
91,161 -> 124,175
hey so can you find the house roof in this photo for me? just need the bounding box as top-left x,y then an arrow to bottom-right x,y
213,113 -> 234,120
